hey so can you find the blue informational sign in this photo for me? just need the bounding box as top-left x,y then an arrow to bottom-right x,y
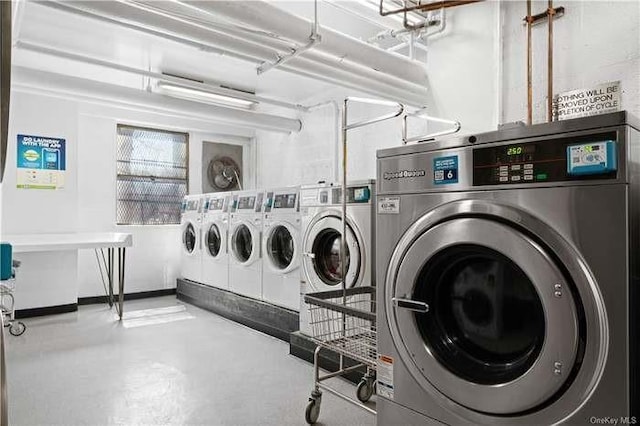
16,134 -> 66,189
433,155 -> 459,185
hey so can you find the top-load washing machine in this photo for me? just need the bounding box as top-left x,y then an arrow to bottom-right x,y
180,194 -> 204,283
201,192 -> 232,290
299,180 -> 375,333
262,186 -> 301,311
375,111 -> 640,425
228,189 -> 264,300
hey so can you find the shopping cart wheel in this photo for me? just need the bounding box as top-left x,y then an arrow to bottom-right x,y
9,321 -> 25,336
356,379 -> 374,403
305,392 -> 322,424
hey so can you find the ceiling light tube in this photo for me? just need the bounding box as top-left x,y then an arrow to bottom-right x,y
157,82 -> 257,109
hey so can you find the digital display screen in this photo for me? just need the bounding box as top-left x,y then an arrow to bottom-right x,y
332,187 -> 370,203
209,198 -> 224,210
506,145 -> 535,156
237,196 -> 255,210
274,194 -> 296,209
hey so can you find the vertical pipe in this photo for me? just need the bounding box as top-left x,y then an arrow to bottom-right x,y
341,99 -> 348,312
547,0 -> 554,122
526,0 -> 533,125
409,32 -> 415,60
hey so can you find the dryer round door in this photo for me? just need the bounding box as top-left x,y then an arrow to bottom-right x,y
230,221 -> 260,266
302,213 -> 363,291
387,217 -> 581,415
182,221 -> 199,255
204,221 -> 226,259
264,222 -> 299,274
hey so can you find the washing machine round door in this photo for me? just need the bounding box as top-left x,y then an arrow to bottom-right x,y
231,222 -> 260,265
302,213 -> 362,291
265,222 -> 298,273
387,217 -> 580,415
182,222 -> 198,254
205,222 -> 225,259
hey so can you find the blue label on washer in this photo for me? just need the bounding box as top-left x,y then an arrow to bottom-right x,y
433,155 -> 458,184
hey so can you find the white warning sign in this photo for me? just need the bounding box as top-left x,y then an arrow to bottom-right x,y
377,354 -> 395,400
378,196 -> 400,214
553,81 -> 621,121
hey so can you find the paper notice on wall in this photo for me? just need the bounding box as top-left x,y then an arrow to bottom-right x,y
377,354 -> 395,400
553,81 -> 621,121
16,134 -> 66,190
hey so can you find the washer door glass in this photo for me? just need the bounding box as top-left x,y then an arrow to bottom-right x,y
268,225 -> 294,270
207,224 -> 222,258
414,244 -> 545,385
183,223 -> 196,253
233,224 -> 253,262
312,228 -> 350,286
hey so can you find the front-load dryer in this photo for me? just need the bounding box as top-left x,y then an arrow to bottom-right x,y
299,180 -> 375,334
376,111 -> 640,425
262,186 -> 301,311
202,192 -> 232,290
180,194 -> 204,283
228,189 -> 264,300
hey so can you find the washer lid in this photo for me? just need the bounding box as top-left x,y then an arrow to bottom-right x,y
388,217 -> 579,414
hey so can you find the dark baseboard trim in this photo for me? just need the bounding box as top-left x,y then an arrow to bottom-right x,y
176,279 -> 299,342
77,288 -> 177,306
289,331 -> 367,384
15,303 -> 78,319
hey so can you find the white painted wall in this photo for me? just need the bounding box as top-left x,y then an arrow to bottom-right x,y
2,86 -> 255,307
1,93 -> 79,309
501,0 -> 640,123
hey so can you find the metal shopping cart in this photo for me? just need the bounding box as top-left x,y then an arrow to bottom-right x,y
0,261 -> 26,337
303,286 -> 377,424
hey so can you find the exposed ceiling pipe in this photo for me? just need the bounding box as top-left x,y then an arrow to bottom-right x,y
41,1 -> 428,106
257,0 -> 321,75
11,67 -> 302,133
14,40 -> 309,112
180,1 -> 428,86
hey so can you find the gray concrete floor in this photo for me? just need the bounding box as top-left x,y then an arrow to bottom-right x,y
6,296 -> 375,426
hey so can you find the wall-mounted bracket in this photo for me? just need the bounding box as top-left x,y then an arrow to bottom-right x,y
523,6 -> 565,26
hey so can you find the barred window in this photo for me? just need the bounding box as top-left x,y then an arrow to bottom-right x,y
116,125 -> 189,225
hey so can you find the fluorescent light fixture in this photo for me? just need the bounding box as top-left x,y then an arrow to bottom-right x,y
157,82 -> 257,109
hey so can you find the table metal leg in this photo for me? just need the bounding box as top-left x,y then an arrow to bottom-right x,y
118,247 -> 126,320
108,248 -> 114,308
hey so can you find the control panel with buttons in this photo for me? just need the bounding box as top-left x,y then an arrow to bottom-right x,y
473,131 -> 618,186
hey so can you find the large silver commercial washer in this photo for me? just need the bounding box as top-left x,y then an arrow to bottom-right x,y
376,112 -> 640,425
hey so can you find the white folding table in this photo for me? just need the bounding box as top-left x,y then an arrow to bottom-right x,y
3,233 -> 133,319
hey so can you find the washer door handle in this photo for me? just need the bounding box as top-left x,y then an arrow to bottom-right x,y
392,298 -> 429,313
303,252 -> 316,259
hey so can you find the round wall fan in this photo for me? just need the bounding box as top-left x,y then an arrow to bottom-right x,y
207,156 -> 242,191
